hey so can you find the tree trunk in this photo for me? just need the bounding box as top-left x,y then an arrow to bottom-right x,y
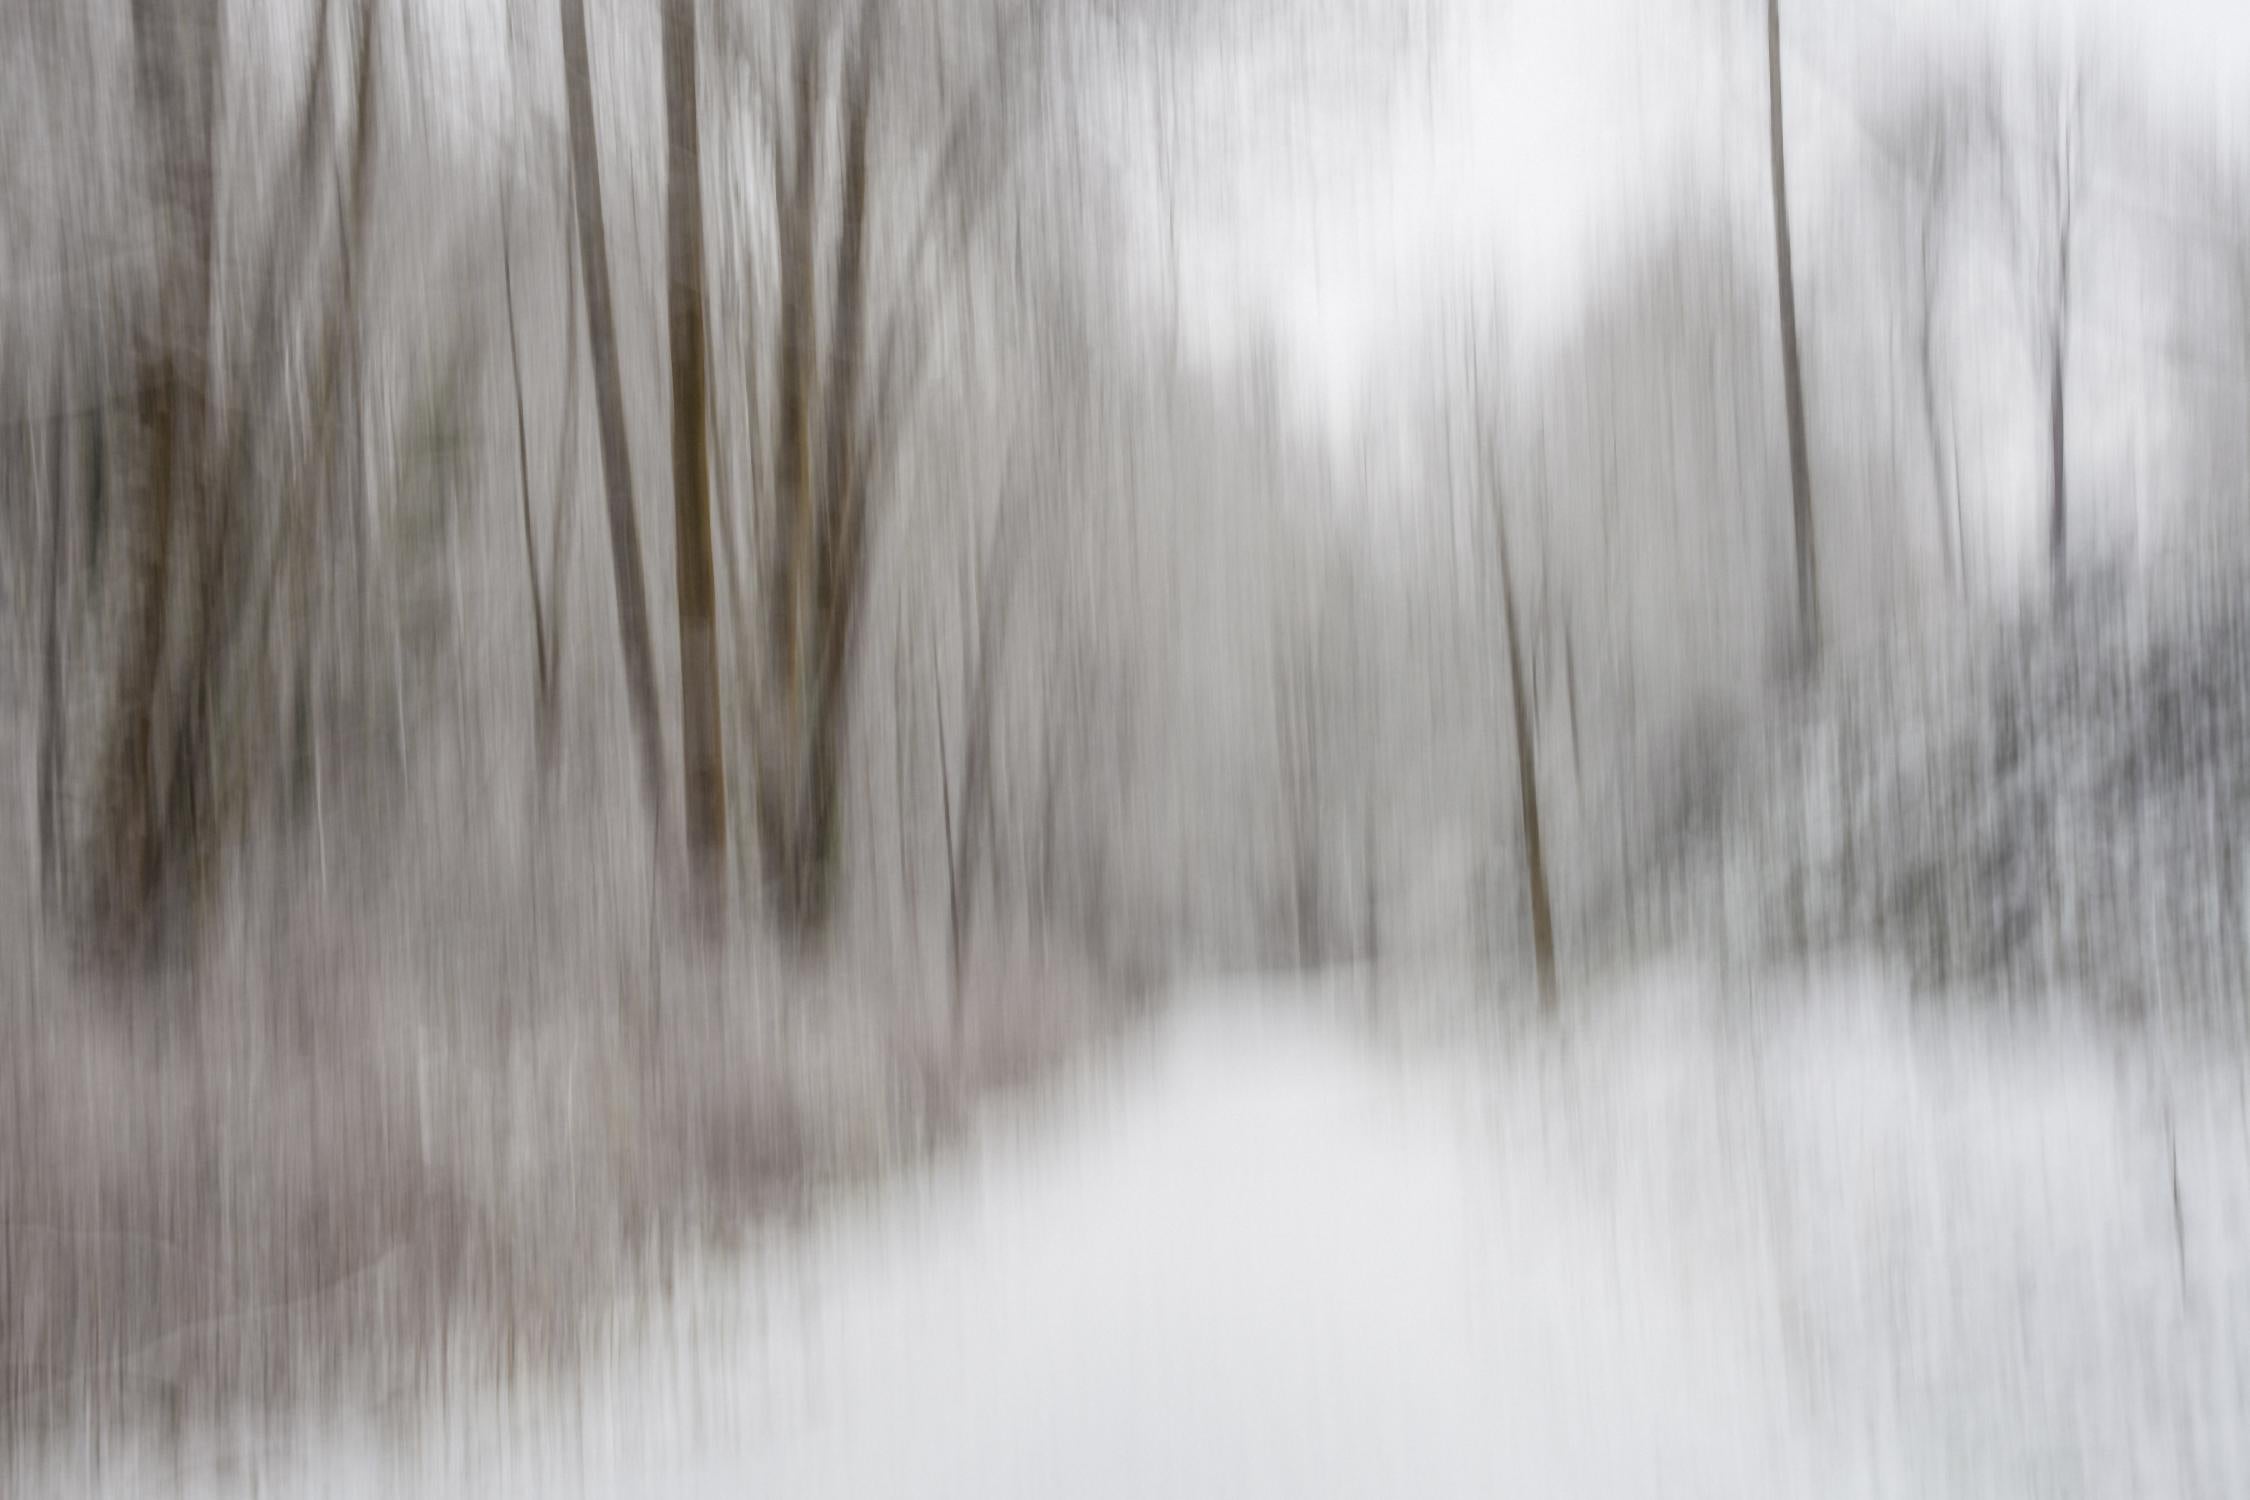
946,511 -> 1019,1031
894,645 -> 920,949
1765,0 -> 1819,662
756,22 -> 828,939
665,0 -> 727,925
1950,435 -> 1968,598
1497,508 -> 1557,1013
750,12 -> 887,946
38,366 -> 74,910
935,634 -> 964,1037
501,188 -> 554,779
560,0 -> 669,837
541,186 -> 587,782
1361,800 -> 1379,1008
1917,201 -> 1959,596
2048,327 -> 2068,578
94,0 -> 220,949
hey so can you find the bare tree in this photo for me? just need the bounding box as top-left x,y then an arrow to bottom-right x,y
739,0 -> 1069,944
559,0 -> 669,836
1902,89 -> 1968,596
500,183 -> 555,782
1982,45 -> 2085,587
34,356 -> 82,914
91,0 -> 222,945
2037,72 -> 2082,580
87,0 -> 386,950
666,0 -> 727,921
1468,336 -> 1557,1011
1495,498 -> 1557,1012
1273,630 -> 1330,970
939,490 -> 1028,1034
1764,0 -> 1819,660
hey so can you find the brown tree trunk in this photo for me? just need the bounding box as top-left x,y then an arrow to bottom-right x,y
1765,0 -> 1819,662
665,0 -> 727,924
560,0 -> 669,836
756,21 -> 827,938
95,0 -> 220,948
751,10 -> 885,946
1497,508 -> 1557,1013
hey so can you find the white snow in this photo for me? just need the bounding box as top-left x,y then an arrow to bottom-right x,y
24,970 -> 2250,1499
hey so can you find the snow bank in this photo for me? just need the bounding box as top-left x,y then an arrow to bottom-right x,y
1619,566 -> 2250,1016
22,971 -> 2250,1499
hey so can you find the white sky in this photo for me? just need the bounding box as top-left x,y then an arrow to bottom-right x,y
1152,0 -> 2250,436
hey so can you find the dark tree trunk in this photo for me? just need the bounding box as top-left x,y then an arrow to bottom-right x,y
1765,0 -> 1819,661
934,635 -> 962,1033
560,0 -> 669,837
1497,509 -> 1557,1013
501,189 -> 554,778
38,367 -> 75,910
95,0 -> 220,949
752,10 -> 885,947
665,0 -> 727,924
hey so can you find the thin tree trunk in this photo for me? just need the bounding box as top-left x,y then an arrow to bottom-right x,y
1919,325 -> 1955,593
1497,508 -> 1557,1013
559,0 -> 668,835
1563,620 -> 1582,784
501,186 -> 553,775
948,521 -> 1015,1025
38,366 -> 73,909
757,23 -> 825,933
1361,799 -> 1379,980
541,179 -> 586,778
665,0 -> 727,924
1765,0 -> 1819,662
815,7 -> 879,708
1917,206 -> 1958,595
2047,98 -> 2077,589
894,645 -> 919,950
935,634 -> 963,1039
1033,715 -> 1066,953
2049,326 -> 2068,577
1950,433 -> 1968,598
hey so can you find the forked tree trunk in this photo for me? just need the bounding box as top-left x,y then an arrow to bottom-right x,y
1765,0 -> 1819,661
665,0 -> 727,924
560,0 -> 669,836
753,11 -> 880,944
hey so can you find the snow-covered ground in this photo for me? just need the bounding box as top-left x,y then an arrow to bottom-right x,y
23,970 -> 2250,1499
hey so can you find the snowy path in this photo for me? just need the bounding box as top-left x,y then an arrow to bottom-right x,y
30,976 -> 2250,1498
